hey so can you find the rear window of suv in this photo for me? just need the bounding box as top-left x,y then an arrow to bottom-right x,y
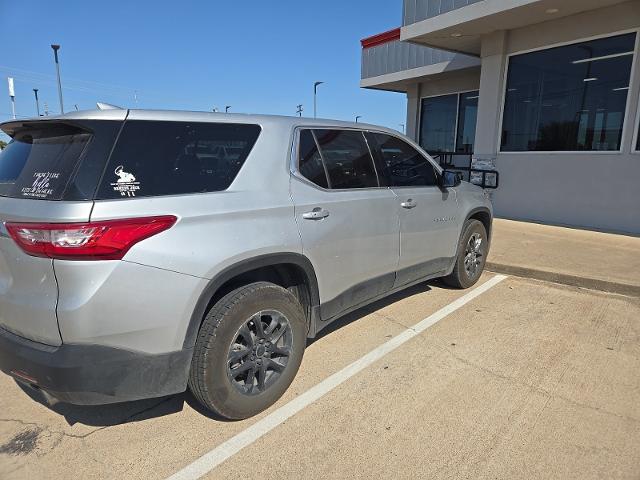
95,121 -> 261,199
0,123 -> 92,200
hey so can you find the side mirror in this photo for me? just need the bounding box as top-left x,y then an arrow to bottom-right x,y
470,169 -> 499,189
440,170 -> 461,188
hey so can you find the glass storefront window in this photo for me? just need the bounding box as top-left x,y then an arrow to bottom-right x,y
501,33 -> 636,152
419,91 -> 479,153
419,94 -> 457,152
456,92 -> 479,153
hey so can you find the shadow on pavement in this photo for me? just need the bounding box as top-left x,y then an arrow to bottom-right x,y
16,380 -> 187,428
308,279 -> 436,345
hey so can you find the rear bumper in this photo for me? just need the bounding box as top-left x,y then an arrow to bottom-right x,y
0,326 -> 192,405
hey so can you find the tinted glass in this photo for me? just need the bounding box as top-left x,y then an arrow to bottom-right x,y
97,121 -> 260,199
456,91 -> 479,153
0,123 -> 91,199
637,118 -> 640,151
313,130 -> 378,189
419,94 -> 457,152
369,133 -> 437,187
298,130 -> 328,188
501,33 -> 636,151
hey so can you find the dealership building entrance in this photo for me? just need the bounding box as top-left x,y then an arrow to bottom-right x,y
360,0 -> 640,234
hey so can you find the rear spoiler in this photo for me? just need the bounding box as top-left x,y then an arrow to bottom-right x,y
96,102 -> 123,110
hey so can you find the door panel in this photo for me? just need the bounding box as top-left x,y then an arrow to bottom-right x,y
365,132 -> 460,287
290,177 -> 399,320
393,186 -> 459,286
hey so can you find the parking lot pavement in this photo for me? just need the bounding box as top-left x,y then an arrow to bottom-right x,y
1,273 -> 639,479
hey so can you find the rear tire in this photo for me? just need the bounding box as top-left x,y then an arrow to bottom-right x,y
188,282 -> 306,420
443,219 -> 488,289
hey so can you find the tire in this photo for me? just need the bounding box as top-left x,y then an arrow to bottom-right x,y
443,219 -> 488,289
188,282 -> 307,420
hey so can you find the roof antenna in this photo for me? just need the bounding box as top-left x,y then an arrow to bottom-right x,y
96,102 -> 123,110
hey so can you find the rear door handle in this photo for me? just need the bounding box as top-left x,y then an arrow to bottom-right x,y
302,208 -> 330,220
400,199 -> 417,209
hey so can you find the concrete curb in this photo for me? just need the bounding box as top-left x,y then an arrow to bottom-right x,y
485,262 -> 640,298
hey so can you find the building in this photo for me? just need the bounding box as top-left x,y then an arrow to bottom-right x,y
361,0 -> 640,234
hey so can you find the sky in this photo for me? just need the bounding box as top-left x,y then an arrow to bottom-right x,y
0,0 -> 406,138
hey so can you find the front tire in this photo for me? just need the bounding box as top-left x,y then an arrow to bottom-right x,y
443,219 -> 488,289
188,282 -> 306,420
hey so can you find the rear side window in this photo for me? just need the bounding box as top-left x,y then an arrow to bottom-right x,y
298,130 -> 328,189
313,130 -> 378,189
368,133 -> 438,187
96,121 -> 260,199
0,124 -> 91,199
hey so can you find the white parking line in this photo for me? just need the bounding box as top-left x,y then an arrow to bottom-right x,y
167,274 -> 508,480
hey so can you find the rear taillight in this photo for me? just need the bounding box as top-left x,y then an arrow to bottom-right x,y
5,215 -> 177,260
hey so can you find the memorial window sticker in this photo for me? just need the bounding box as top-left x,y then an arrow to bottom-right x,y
111,165 -> 141,197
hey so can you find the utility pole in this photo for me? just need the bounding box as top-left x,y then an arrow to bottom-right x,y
33,88 -> 40,116
313,81 -> 324,118
51,44 -> 64,113
44,102 -> 49,116
7,77 -> 16,119
296,104 -> 303,117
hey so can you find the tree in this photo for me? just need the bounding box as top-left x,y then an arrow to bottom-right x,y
0,140 -> 7,150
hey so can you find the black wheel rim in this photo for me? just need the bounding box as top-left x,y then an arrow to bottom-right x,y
226,310 -> 293,396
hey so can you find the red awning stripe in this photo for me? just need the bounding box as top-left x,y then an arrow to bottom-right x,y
361,28 -> 401,49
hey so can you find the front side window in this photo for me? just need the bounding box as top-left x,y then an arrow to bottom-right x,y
313,130 -> 378,189
96,121 -> 260,199
636,111 -> 640,151
501,33 -> 636,152
368,133 -> 437,187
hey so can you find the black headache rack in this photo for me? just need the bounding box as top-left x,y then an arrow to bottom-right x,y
431,151 -> 499,189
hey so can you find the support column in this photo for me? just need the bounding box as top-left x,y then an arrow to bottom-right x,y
405,83 -> 421,142
473,30 -> 508,169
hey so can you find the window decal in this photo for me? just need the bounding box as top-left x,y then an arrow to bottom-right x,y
21,171 -> 60,198
111,166 -> 140,197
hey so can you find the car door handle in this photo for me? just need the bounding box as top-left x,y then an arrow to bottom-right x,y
400,199 -> 417,209
302,208 -> 330,220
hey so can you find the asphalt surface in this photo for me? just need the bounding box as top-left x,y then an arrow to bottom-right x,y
1,273 -> 639,479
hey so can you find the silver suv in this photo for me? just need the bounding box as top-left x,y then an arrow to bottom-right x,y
0,109 -> 495,419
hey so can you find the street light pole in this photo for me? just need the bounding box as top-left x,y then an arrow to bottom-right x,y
313,81 -> 324,118
399,123 -> 405,134
225,106 -> 231,113
33,89 -> 40,116
296,104 -> 303,117
355,115 -> 362,123
50,44 -> 64,113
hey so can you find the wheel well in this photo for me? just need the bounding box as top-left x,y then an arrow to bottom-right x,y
205,263 -> 314,328
469,210 -> 492,238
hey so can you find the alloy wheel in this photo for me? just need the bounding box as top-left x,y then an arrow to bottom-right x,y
463,232 -> 484,279
226,310 -> 293,396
